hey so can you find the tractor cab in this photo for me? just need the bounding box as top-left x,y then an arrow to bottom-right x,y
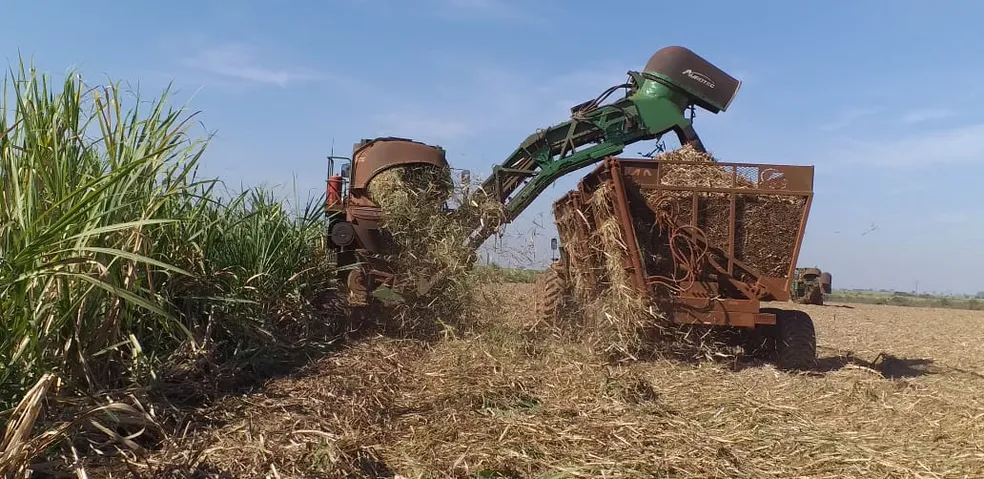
325,154 -> 351,215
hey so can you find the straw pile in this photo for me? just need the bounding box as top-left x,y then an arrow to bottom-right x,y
551,194 -> 600,304
366,164 -> 504,330
558,180 -> 654,359
649,144 -> 754,190
548,177 -> 722,362
589,181 -> 636,306
367,165 -> 456,284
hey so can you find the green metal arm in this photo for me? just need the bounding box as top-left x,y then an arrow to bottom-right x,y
461,71 -> 711,249
415,46 -> 742,295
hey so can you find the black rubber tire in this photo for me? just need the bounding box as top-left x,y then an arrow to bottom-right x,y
742,326 -> 778,360
534,264 -> 567,325
771,308 -> 817,371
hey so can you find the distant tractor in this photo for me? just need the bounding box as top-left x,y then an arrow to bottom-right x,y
790,267 -> 832,305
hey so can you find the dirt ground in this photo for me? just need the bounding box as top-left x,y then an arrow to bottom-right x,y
86,285 -> 984,479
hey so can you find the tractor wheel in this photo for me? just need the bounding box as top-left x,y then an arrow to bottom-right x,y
534,264 -> 567,326
759,308 -> 817,371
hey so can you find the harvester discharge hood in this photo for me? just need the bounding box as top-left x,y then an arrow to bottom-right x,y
641,46 -> 742,114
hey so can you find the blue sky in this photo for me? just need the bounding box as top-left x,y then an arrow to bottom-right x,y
4,0 -> 984,294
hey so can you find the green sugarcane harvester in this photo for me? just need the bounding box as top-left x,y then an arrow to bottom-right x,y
323,46 -> 743,304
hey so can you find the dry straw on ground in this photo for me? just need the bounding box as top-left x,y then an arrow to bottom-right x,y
77,286 -> 984,478
0,374 -> 167,478
19,151 -> 984,477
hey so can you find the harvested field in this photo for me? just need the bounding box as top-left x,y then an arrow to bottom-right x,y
70,285 -> 984,478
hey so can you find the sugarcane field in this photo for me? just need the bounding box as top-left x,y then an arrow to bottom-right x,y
2,3 -> 984,478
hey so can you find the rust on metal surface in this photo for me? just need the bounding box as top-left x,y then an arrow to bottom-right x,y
619,160 -> 814,194
800,267 -> 822,277
346,268 -> 368,305
661,297 -> 776,327
786,196 -> 814,293
756,276 -> 791,302
820,271 -> 833,293
345,205 -> 384,253
349,137 -> 449,191
551,154 -> 814,328
728,166 -> 737,275
606,157 -> 649,295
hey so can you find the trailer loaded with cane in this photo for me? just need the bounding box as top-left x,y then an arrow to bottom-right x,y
538,151 -> 819,370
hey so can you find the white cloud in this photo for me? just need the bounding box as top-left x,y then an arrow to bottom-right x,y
819,107 -> 882,131
182,43 -> 321,87
372,112 -> 472,142
901,108 -> 954,124
934,211 -> 971,225
825,123 -> 984,168
365,60 -> 633,147
429,0 -> 558,24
